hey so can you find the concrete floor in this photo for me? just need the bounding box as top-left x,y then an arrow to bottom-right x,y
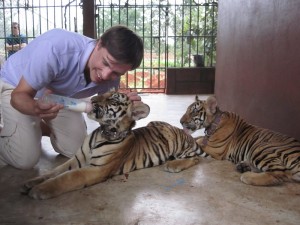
0,94 -> 299,225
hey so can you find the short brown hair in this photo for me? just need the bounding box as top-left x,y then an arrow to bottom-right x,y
11,22 -> 20,29
97,25 -> 144,70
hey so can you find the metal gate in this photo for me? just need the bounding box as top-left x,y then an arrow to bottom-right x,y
0,0 -> 218,93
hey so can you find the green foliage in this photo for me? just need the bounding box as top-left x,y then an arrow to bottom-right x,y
169,0 -> 218,67
96,0 -> 218,68
0,0 -> 218,91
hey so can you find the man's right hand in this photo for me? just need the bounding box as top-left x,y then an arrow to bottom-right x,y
35,99 -> 63,120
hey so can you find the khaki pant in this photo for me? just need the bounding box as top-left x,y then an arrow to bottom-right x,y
0,80 -> 87,169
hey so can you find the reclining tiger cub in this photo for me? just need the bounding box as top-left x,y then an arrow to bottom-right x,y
22,90 -> 209,199
180,95 -> 300,186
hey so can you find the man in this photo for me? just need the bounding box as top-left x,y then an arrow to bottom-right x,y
0,25 -> 144,169
5,22 -> 28,57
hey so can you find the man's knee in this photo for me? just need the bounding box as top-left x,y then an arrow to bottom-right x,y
14,154 -> 40,170
0,145 -> 41,170
50,130 -> 86,158
47,111 -> 87,157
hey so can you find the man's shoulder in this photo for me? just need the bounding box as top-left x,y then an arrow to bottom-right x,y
38,29 -> 92,45
45,28 -> 85,38
41,29 -> 94,50
5,35 -> 14,44
5,34 -> 14,39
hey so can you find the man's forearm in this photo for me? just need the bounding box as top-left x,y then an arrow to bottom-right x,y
5,44 -> 21,51
20,43 -> 27,49
11,91 -> 37,116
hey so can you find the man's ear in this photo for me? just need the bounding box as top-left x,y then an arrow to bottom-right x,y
96,40 -> 102,50
131,102 -> 150,121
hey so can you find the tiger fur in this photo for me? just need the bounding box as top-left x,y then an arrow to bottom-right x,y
180,95 -> 300,186
21,90 -> 208,199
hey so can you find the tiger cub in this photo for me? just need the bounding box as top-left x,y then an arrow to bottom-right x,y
180,95 -> 300,186
22,90 -> 208,199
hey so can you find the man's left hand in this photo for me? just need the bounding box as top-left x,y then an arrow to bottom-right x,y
126,92 -> 141,103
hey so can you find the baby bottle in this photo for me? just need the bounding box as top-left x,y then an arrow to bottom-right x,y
40,94 -> 93,113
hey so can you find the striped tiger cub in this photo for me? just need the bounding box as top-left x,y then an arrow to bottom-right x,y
180,95 -> 300,186
22,90 -> 208,199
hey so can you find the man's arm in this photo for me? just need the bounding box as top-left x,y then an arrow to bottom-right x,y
20,35 -> 28,49
5,35 -> 27,51
20,43 -> 27,49
11,77 -> 63,119
5,43 -> 22,51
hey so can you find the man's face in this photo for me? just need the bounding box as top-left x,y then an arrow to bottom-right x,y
12,25 -> 19,36
88,42 -> 132,84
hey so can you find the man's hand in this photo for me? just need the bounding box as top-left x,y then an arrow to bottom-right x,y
126,92 -> 141,103
35,99 -> 64,120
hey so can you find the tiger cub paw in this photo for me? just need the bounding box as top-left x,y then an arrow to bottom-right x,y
25,179 -> 62,200
236,161 -> 251,173
164,158 -> 200,173
28,184 -> 54,200
20,176 -> 48,195
241,171 -> 286,186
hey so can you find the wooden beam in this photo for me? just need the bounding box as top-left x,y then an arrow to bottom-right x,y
82,0 -> 95,38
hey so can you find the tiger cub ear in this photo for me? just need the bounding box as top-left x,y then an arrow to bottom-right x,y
131,102 -> 150,121
206,96 -> 218,115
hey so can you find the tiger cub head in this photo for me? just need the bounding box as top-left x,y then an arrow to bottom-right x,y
87,89 -> 150,140
180,95 -> 218,135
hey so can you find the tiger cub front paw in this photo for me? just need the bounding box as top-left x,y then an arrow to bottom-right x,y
20,176 -> 48,195
26,179 -> 62,200
164,157 -> 200,173
28,184 -> 54,200
236,161 -> 252,173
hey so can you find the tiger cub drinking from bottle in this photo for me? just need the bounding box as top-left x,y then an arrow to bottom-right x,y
180,95 -> 300,186
22,89 -> 208,199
